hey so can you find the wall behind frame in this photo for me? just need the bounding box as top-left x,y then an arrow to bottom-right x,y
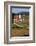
0,0 -> 36,46
7,0 -> 35,2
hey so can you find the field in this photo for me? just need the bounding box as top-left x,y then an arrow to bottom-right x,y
11,16 -> 29,37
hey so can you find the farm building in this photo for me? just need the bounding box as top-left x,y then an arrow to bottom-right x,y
12,7 -> 30,24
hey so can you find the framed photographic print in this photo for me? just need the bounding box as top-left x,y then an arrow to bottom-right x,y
4,1 -> 35,44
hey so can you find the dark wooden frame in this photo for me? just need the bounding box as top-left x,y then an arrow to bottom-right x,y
4,1 -> 35,44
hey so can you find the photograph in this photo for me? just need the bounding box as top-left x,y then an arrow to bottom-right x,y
4,2 -> 35,44
11,7 -> 30,37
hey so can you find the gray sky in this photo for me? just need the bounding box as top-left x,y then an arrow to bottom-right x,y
12,8 -> 29,13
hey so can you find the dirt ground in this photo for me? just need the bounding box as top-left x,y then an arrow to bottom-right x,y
12,28 -> 29,36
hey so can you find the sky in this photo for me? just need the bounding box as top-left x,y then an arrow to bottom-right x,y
12,8 -> 30,14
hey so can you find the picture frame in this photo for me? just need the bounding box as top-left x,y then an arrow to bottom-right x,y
4,1 -> 35,44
